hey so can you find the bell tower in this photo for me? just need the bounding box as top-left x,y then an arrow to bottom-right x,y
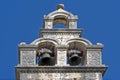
16,4 -> 107,80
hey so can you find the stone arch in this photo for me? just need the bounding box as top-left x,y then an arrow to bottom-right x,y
44,4 -> 78,29
53,15 -> 69,27
47,9 -> 74,18
66,38 -> 92,54
66,38 -> 92,46
66,38 -> 92,65
31,38 -> 58,66
31,38 -> 59,46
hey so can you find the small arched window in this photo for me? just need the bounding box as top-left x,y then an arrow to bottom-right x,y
53,15 -> 69,28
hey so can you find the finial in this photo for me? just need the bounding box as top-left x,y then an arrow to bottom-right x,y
57,4 -> 64,9
20,42 -> 26,45
97,43 -> 103,46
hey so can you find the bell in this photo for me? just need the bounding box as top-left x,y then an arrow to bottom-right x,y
69,53 -> 81,65
39,52 -> 54,66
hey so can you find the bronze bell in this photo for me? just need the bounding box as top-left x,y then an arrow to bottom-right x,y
68,49 -> 82,65
69,53 -> 81,65
39,52 -> 54,66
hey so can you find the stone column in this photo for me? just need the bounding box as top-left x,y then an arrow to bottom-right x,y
44,16 -> 53,29
68,16 -> 78,29
56,45 -> 68,66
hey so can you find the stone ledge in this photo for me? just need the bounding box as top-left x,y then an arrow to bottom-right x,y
40,28 -> 83,33
86,45 -> 103,49
16,66 -> 107,75
18,44 -> 37,47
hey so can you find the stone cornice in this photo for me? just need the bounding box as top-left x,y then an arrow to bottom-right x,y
40,29 -> 83,34
86,45 -> 103,50
16,66 -> 107,75
40,29 -> 83,33
18,44 -> 38,49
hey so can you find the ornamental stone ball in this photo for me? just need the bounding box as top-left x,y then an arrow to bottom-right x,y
57,4 -> 64,9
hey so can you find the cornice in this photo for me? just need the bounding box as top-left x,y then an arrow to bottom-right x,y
40,29 -> 83,33
16,66 -> 107,75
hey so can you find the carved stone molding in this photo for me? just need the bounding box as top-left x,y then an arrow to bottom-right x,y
16,66 -> 107,74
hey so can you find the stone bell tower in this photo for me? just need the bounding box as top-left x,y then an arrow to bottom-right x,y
15,4 -> 107,80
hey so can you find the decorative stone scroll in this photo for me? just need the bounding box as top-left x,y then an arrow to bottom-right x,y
42,32 -> 81,45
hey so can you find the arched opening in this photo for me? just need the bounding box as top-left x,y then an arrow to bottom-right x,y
67,42 -> 86,66
53,24 -> 67,29
53,15 -> 69,28
36,42 -> 56,66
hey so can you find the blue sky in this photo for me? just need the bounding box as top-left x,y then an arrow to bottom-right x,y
0,0 -> 120,80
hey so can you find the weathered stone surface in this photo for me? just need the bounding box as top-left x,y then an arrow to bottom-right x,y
20,50 -> 36,66
86,46 -> 103,66
20,73 -> 81,80
56,51 -> 67,66
20,72 -> 102,80
85,73 -> 102,80
87,51 -> 101,65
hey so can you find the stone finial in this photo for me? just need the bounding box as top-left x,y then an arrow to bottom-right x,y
20,42 -> 26,45
97,43 -> 104,46
57,4 -> 64,9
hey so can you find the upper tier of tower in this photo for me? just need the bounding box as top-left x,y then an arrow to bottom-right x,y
43,4 -> 78,29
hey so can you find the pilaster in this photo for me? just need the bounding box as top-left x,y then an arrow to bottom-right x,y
56,45 -> 69,66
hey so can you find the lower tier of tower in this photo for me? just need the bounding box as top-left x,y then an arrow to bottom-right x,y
16,66 -> 107,80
